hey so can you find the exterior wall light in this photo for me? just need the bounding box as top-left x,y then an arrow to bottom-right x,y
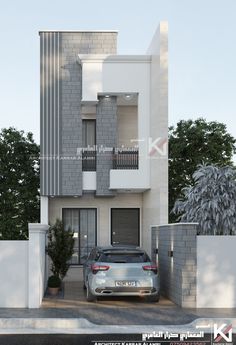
168,250 -> 173,257
105,95 -> 110,98
124,94 -> 133,101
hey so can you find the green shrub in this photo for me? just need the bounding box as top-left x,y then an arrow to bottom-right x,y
46,219 -> 74,280
48,275 -> 61,288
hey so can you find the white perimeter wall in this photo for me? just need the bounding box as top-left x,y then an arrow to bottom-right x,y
0,224 -> 48,308
197,236 -> 236,308
0,241 -> 28,308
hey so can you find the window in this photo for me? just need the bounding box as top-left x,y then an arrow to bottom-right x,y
99,252 -> 150,263
82,119 -> 96,147
63,208 -> 97,265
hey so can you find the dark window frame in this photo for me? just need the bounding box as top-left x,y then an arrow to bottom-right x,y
62,208 -> 97,266
82,119 -> 96,148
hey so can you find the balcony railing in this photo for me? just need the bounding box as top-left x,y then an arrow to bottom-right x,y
82,148 -> 139,171
82,149 -> 96,171
113,148 -> 139,170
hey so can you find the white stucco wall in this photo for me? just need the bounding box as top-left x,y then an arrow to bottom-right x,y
40,196 -> 49,223
82,172 -> 96,190
78,23 -> 168,253
142,22 -> 169,253
0,241 -> 28,307
197,236 -> 236,308
79,54 -> 151,190
28,224 -> 48,308
103,58 -> 150,190
117,105 -> 138,147
0,224 -> 48,308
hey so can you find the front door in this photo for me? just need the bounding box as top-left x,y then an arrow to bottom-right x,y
62,208 -> 97,264
111,208 -> 140,246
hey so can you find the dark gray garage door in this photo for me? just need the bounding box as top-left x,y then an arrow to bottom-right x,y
111,208 -> 140,246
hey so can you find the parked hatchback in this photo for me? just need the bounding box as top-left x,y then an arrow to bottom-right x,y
83,245 -> 160,302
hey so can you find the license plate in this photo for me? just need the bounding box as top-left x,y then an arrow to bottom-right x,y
115,280 -> 136,287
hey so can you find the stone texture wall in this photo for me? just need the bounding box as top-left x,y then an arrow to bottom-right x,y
152,223 -> 197,308
96,96 -> 117,196
60,32 -> 117,196
40,31 -> 117,196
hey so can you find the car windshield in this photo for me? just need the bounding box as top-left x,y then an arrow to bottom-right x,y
99,252 -> 150,263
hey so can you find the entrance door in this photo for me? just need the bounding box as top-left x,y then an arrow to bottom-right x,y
111,208 -> 140,246
62,208 -> 97,265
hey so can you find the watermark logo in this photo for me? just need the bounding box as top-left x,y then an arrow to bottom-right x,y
214,323 -> 233,343
148,137 -> 168,157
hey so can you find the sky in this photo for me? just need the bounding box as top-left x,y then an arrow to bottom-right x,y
0,0 -> 236,144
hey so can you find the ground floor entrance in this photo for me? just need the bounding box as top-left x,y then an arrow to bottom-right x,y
62,206 -> 140,265
111,208 -> 140,246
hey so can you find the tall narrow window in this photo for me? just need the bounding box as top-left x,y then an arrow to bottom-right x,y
82,120 -> 96,147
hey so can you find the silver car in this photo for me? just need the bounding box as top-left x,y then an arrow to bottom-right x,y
83,245 -> 160,302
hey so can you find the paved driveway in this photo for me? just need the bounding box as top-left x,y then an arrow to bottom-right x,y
0,282 -> 235,325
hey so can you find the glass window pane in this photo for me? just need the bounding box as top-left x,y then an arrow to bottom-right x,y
82,120 -> 96,147
80,209 -> 96,264
63,208 -> 96,265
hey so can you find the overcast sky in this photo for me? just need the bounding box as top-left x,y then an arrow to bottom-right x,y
0,0 -> 236,144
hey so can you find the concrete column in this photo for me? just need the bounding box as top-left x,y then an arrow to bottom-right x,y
40,196 -> 49,224
96,96 -> 117,196
28,223 -> 49,308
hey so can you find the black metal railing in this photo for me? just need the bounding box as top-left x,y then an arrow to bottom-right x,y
82,149 -> 96,171
113,148 -> 139,170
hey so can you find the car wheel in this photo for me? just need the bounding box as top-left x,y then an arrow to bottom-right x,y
145,292 -> 160,303
86,282 -> 97,302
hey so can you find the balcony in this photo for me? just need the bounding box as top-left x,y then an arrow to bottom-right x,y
110,148 -> 150,191
113,148 -> 139,170
82,148 -> 139,171
82,149 -> 96,171
82,148 -> 149,191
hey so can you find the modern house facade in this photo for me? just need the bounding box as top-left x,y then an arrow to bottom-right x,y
39,22 -> 168,279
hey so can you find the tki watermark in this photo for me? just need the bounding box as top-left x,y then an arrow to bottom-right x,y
213,323 -> 233,343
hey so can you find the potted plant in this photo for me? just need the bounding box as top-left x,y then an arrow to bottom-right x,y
46,219 -> 74,296
47,275 -> 61,295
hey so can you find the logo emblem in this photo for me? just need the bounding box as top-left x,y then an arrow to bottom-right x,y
214,324 -> 233,343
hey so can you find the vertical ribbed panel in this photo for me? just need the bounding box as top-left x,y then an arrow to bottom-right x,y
40,32 -> 61,196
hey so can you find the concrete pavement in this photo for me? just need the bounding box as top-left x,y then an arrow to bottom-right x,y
0,282 -> 235,325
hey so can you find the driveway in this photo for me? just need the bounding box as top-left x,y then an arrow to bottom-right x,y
0,282 -> 233,326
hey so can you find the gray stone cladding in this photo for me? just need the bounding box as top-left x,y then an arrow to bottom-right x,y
152,223 -> 197,308
96,96 -> 117,196
40,31 -> 117,196
60,32 -> 117,196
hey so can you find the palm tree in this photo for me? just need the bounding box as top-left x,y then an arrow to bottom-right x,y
172,164 -> 236,235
